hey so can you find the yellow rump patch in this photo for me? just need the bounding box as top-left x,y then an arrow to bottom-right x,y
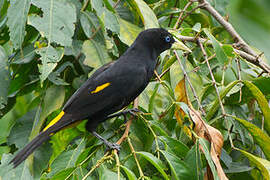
43,111 -> 65,131
91,83 -> 110,94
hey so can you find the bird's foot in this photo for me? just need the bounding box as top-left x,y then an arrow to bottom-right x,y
122,108 -> 141,117
121,108 -> 141,123
106,108 -> 141,123
104,142 -> 121,153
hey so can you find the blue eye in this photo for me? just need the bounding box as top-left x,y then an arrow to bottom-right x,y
165,36 -> 171,42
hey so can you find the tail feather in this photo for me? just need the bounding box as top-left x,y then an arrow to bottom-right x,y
10,114 -> 72,168
10,131 -> 51,168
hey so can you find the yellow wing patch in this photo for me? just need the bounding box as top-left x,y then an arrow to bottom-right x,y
43,111 -> 65,131
91,83 -> 111,94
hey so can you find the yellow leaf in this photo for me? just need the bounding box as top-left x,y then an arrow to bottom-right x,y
174,78 -> 188,126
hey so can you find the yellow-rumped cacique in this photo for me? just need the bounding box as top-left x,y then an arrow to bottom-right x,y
10,28 -> 175,168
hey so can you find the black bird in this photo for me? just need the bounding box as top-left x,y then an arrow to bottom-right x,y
10,28 -> 175,168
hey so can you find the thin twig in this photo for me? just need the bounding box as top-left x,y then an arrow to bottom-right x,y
197,40 -> 225,116
174,50 -> 206,115
202,53 -> 216,64
154,70 -> 162,83
81,0 -> 90,11
140,115 -> 160,159
174,1 -> 194,29
159,67 -> 170,79
236,58 -> 242,103
82,152 -> 113,180
82,97 -> 138,179
115,97 -> 139,146
178,3 -> 204,28
168,0 -> 179,27
127,137 -> 145,178
114,152 -> 121,180
175,34 -> 270,74
197,0 -> 270,73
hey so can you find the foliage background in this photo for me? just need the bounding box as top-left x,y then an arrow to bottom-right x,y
0,0 -> 270,179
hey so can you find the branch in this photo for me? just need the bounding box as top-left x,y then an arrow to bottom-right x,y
174,1 -> 194,29
197,0 -> 270,73
197,41 -> 226,116
176,35 -> 270,73
115,97 -> 139,145
174,50 -> 206,115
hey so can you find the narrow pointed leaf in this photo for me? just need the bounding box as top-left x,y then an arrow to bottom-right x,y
204,28 -> 228,64
231,115 -> 270,160
238,149 -> 270,180
243,80 -> 270,135
137,151 -> 169,180
127,0 -> 159,29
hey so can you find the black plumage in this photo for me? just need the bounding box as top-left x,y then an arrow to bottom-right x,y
10,28 -> 175,168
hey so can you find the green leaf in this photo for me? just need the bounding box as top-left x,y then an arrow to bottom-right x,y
80,11 -> 101,38
28,0 -> 76,46
102,8 -> 120,33
198,138 -> 219,180
127,0 -> 159,29
48,62 -> 77,86
159,136 -> 189,159
12,44 -> 36,64
161,150 -> 195,180
137,151 -> 169,180
120,166 -> 137,180
252,77 -> 270,98
204,28 -> 228,64
75,146 -> 95,166
48,151 -> 75,177
8,109 -> 36,149
238,148 -> 270,180
231,115 -> 270,160
0,95 -> 30,144
118,18 -> 141,46
51,167 -> 76,180
49,129 -> 81,164
99,165 -> 124,180
91,0 -> 104,16
149,121 -> 169,136
30,85 -> 65,139
37,45 -> 64,83
184,141 -> 203,180
206,80 -> 240,120
0,46 -> 10,110
0,154 -> 33,180
0,146 -> 10,158
192,22 -> 201,32
242,80 -> 270,135
222,44 -> 235,58
82,40 -> 110,68
7,0 -> 31,49
48,139 -> 85,178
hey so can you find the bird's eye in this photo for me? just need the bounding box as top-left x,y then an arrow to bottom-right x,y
165,36 -> 171,43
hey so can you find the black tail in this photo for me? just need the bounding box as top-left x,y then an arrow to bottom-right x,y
10,130 -> 51,168
10,114 -> 72,168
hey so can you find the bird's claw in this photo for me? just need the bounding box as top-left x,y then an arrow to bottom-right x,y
104,142 -> 121,153
125,108 -> 141,116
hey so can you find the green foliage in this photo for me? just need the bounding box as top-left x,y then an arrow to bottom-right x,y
1,0 -> 270,179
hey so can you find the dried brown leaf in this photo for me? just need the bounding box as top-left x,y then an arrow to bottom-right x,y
189,108 -> 227,180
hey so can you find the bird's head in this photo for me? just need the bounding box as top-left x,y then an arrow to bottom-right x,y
136,28 -> 175,55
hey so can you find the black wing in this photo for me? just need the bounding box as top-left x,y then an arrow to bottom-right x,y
63,60 -> 147,120
63,61 -> 115,110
